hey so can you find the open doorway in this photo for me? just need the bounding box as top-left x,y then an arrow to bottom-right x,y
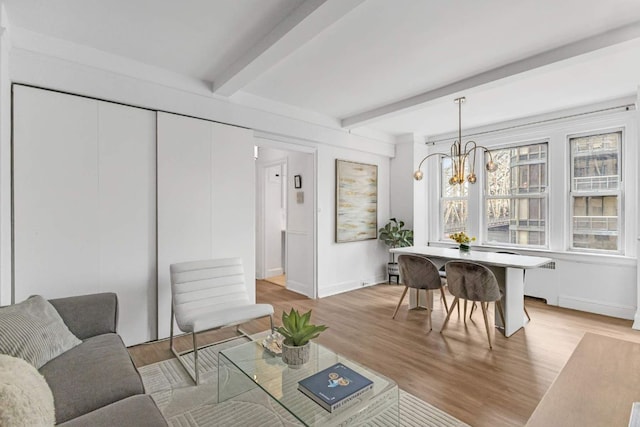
255,144 -> 316,299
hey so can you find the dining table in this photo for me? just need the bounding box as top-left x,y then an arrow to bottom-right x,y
391,246 -> 553,337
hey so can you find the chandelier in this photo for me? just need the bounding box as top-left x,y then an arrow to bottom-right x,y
413,97 -> 498,185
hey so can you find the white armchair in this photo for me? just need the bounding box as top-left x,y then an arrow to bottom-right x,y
169,258 -> 274,384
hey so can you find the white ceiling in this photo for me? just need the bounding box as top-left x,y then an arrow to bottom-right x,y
4,0 -> 640,140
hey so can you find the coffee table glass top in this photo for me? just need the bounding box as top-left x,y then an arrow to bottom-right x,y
218,333 -> 399,426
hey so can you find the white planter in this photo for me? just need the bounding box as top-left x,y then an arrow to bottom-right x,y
281,342 -> 310,368
388,262 -> 400,276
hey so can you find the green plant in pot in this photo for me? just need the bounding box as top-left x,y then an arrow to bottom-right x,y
277,308 -> 328,368
379,218 -> 414,278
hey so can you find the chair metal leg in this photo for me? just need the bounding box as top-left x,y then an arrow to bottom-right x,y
441,297 -> 458,333
193,332 -> 199,385
439,286 -> 449,313
480,301 -> 493,349
470,301 -> 476,319
269,314 -> 275,333
169,303 -> 174,349
524,303 -> 531,321
392,286 -> 409,319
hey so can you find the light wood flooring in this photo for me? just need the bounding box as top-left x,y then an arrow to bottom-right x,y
129,280 -> 640,427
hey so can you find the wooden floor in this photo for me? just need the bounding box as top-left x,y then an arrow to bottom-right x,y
129,280 -> 640,427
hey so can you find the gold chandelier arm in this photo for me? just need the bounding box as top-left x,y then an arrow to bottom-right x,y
416,152 -> 449,170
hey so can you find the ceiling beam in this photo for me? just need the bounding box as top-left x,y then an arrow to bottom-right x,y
212,0 -> 365,97
341,20 -> 640,129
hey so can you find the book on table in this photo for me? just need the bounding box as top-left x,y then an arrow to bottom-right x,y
298,363 -> 374,412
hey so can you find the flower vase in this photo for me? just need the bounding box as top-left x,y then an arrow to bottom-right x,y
459,243 -> 470,252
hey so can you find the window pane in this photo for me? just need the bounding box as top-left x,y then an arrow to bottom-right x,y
441,157 -> 469,240
442,199 -> 468,237
485,142 -> 547,247
572,195 -> 618,250
571,132 -> 620,191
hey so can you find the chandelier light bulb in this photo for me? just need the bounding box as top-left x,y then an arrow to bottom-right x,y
486,160 -> 498,172
413,170 -> 424,181
467,173 -> 477,184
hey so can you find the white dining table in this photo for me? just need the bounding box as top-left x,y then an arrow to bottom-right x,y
390,246 -> 553,337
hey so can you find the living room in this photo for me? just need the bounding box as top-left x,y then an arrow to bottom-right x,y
1,1 -> 640,426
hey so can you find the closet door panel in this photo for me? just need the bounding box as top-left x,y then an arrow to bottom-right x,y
157,112 -> 212,339
98,101 -> 156,345
211,123 -> 256,302
13,86 -> 99,301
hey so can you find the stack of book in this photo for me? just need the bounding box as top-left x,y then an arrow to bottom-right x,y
298,363 -> 373,412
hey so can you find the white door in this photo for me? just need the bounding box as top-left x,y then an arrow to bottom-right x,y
264,163 -> 285,278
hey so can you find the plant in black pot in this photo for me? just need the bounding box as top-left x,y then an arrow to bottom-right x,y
379,218 -> 414,280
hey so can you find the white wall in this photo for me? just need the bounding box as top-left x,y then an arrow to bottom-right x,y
0,7 -> 11,306
421,104 -> 638,320
389,138 -> 415,229
317,146 -> 390,297
1,33 -> 395,308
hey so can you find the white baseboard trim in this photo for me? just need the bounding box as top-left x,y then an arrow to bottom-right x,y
558,295 -> 636,320
632,311 -> 640,330
318,275 -> 386,298
266,268 -> 283,277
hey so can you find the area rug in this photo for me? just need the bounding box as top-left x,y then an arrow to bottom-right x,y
138,339 -> 468,427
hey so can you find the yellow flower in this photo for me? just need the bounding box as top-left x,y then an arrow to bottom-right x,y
448,232 -> 476,244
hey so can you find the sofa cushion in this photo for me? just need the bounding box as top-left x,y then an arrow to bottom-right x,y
57,395 -> 167,427
39,333 -> 144,424
0,354 -> 55,427
0,295 -> 81,369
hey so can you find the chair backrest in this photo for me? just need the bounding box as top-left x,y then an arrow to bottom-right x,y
444,260 -> 501,302
170,258 -> 249,321
398,254 -> 442,290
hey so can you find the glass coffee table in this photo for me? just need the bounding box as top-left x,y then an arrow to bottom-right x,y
218,333 -> 399,426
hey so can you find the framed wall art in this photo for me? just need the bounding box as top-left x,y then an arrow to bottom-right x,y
335,159 -> 378,243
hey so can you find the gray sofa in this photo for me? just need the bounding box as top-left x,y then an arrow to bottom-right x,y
43,293 -> 167,426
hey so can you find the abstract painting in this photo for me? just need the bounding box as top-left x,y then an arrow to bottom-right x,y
335,159 -> 378,243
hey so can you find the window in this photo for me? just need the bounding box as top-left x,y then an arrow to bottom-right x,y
569,131 -> 622,252
440,157 -> 468,239
484,142 -> 548,247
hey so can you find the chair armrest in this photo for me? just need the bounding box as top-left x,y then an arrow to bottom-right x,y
48,293 -> 118,340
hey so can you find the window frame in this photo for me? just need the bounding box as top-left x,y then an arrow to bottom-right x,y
568,128 -> 624,254
482,140 -> 550,249
438,155 -> 469,240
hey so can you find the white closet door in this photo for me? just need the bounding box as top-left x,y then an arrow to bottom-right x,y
211,123 -> 256,302
14,86 -> 157,345
98,101 -> 156,345
14,86 -> 100,300
157,112 -> 213,339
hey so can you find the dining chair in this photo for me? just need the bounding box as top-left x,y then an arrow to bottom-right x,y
394,254 -> 449,331
170,257 -> 274,384
441,260 -> 505,349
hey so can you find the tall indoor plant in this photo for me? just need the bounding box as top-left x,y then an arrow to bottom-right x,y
378,218 -> 414,277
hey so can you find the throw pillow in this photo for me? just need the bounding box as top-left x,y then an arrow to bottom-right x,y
0,295 -> 81,368
0,354 -> 55,426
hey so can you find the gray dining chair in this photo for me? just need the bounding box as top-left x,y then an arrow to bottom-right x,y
394,254 -> 449,331
441,260 -> 505,349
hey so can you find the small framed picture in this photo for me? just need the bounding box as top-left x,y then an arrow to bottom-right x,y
294,175 -> 302,189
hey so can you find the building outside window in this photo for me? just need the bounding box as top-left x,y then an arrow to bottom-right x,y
440,156 -> 468,239
569,131 -> 622,252
484,142 -> 548,247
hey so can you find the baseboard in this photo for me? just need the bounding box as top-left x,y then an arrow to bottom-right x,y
286,279 -> 311,297
318,275 -> 386,298
558,295 -> 635,320
266,268 -> 283,277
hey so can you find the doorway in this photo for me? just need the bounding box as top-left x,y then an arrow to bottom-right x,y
255,143 -> 316,299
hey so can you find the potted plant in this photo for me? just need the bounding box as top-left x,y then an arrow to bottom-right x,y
449,231 -> 476,252
378,218 -> 414,277
277,308 -> 328,368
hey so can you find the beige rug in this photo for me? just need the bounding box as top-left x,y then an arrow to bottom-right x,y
138,339 -> 468,427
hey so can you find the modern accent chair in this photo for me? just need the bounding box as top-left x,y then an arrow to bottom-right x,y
169,258 -> 274,384
441,260 -> 505,349
393,254 -> 449,331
